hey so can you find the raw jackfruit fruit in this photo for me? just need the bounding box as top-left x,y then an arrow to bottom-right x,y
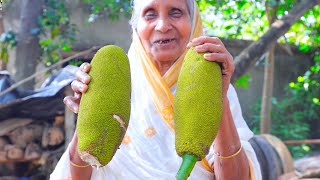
76,45 -> 131,168
174,47 -> 222,179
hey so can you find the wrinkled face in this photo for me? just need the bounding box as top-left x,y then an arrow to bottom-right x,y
136,0 -> 192,63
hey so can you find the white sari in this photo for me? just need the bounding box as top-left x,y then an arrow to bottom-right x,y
50,2 -> 261,180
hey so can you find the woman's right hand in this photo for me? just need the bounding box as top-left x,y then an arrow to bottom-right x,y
64,62 -> 91,113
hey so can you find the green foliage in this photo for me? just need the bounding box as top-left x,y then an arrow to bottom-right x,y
83,0 -> 132,22
282,5 -> 319,48
249,97 -> 312,159
197,0 -> 268,40
39,0 -> 77,66
198,1 -> 319,159
248,51 -> 320,158
38,0 -> 133,66
234,74 -> 251,89
0,31 -> 17,64
69,59 -> 84,67
196,0 -> 319,43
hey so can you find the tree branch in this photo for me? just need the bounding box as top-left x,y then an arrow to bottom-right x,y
231,0 -> 320,83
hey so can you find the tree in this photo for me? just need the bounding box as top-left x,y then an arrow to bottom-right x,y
230,0 -> 319,132
2,0 -> 318,94
231,0 -> 320,82
260,1 -> 278,134
198,0 -> 319,133
83,0 -> 319,79
8,0 -> 43,90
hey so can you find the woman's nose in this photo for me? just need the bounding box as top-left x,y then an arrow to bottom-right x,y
155,18 -> 172,33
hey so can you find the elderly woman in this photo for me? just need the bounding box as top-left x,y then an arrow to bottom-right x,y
50,0 -> 261,179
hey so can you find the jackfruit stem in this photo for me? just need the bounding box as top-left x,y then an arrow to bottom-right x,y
176,154 -> 197,180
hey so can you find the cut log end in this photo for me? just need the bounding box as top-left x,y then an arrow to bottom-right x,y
5,145 -> 24,160
24,143 -> 41,160
42,126 -> 65,148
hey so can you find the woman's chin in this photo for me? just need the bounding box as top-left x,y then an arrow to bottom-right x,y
153,54 -> 179,63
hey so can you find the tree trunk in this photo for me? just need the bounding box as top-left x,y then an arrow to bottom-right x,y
260,44 -> 275,133
231,0 -> 320,83
260,2 -> 278,134
9,0 -> 43,90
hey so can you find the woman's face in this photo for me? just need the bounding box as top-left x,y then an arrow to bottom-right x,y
136,0 -> 192,63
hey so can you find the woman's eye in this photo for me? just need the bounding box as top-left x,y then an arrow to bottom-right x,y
170,9 -> 183,18
144,10 -> 157,20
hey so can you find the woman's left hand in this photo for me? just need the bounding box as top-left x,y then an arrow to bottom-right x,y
187,36 -> 234,98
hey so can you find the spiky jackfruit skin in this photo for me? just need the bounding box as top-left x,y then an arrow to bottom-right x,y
174,47 -> 222,160
77,45 -> 131,167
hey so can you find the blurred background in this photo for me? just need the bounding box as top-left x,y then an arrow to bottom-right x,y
0,0 -> 319,179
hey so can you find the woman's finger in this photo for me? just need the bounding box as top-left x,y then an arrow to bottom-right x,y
204,53 -> 229,63
74,92 -> 82,99
204,53 -> 234,74
190,36 -> 224,47
71,80 -> 89,93
63,96 -> 80,113
194,43 -> 225,53
80,62 -> 91,73
76,69 -> 91,84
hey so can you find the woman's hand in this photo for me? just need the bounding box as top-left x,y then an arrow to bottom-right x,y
65,63 -> 92,179
187,36 -> 234,98
69,131 -> 93,180
64,62 -> 91,113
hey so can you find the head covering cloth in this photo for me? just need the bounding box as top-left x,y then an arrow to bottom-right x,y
129,2 -> 203,131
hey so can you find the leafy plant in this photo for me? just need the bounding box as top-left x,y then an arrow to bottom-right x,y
248,51 -> 320,159
83,0 -> 132,22
249,97 -> 312,159
38,0 -> 77,66
234,74 -> 251,89
0,31 -> 17,64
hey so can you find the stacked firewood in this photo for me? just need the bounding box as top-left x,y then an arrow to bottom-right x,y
0,117 -> 66,179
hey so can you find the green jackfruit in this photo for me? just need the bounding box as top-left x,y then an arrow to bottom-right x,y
77,45 -> 131,168
174,47 -> 222,179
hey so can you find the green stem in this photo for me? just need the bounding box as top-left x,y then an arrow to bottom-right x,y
176,154 -> 197,180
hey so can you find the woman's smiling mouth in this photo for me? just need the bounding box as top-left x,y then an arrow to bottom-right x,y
154,38 -> 176,44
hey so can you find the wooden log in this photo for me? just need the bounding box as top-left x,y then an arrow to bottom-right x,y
54,116 -> 64,126
42,126 -> 64,148
0,137 -> 9,151
33,146 -> 65,175
8,123 -> 44,148
0,118 -> 34,136
298,168 -> 320,178
24,143 -> 41,160
284,139 -> 320,145
5,145 -> 24,160
0,150 -> 7,162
